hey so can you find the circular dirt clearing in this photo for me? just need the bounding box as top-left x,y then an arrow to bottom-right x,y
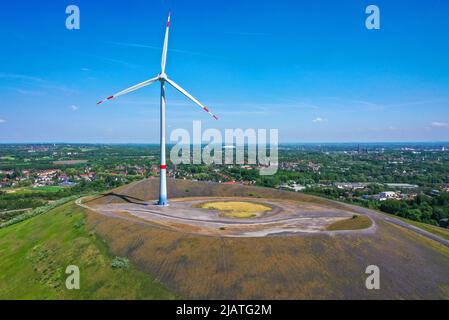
87,197 -> 374,237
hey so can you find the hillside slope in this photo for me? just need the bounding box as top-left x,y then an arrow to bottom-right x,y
1,178 -> 448,299
84,178 -> 449,299
0,202 -> 175,299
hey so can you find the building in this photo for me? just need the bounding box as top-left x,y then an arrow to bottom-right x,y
379,191 -> 398,201
59,181 -> 76,187
279,183 -> 306,192
334,182 -> 368,190
385,183 -> 419,189
430,189 -> 440,196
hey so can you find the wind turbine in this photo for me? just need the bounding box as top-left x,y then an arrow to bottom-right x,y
97,12 -> 218,206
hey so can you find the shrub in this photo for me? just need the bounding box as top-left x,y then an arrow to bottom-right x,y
111,256 -> 130,269
73,219 -> 85,229
0,195 -> 81,229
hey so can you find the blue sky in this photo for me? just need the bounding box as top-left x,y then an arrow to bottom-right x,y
0,0 -> 449,143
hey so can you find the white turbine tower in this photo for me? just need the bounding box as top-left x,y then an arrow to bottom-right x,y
97,12 -> 218,206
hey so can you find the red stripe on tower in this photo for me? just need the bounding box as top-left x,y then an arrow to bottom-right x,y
160,165 -> 167,169
107,96 -> 114,100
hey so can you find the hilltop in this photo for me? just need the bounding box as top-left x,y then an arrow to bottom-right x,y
83,178 -> 449,299
1,178 -> 448,299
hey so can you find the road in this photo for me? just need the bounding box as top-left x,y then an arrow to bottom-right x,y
333,200 -> 449,248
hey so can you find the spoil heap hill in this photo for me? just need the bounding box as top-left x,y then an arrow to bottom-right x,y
84,178 -> 449,299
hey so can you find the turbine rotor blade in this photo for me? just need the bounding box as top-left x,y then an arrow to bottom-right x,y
97,76 -> 159,104
166,77 -> 218,120
160,12 -> 171,73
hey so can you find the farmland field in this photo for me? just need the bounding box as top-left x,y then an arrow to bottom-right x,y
53,160 -> 88,165
29,186 -> 65,192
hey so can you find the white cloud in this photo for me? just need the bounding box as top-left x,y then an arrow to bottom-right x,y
313,117 -> 328,123
81,67 -> 90,72
0,72 -> 44,82
0,118 -> 6,123
431,121 -> 449,128
0,72 -> 77,94
70,105 -> 79,111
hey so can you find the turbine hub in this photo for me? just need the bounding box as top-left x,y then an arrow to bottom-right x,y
158,73 -> 168,81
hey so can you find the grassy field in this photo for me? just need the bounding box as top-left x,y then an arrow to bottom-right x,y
4,186 -> 63,194
29,186 -> 65,192
326,215 -> 372,231
0,156 -> 15,161
198,201 -> 271,218
0,202 -> 175,300
53,160 -> 88,165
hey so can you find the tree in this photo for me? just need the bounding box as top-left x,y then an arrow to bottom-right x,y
379,200 -> 404,215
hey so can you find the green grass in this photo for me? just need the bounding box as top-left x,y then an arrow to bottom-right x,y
388,215 -> 449,241
0,202 -> 176,299
29,186 -> 65,192
0,195 -> 80,229
326,215 -> 372,231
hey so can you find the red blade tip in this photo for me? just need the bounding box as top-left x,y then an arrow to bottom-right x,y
166,12 -> 171,26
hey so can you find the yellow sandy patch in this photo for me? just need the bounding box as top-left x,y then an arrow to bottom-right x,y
198,201 -> 271,218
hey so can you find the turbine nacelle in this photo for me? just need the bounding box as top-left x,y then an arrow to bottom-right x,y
158,73 -> 168,82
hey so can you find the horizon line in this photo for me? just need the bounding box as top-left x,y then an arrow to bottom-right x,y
1,141 -> 449,145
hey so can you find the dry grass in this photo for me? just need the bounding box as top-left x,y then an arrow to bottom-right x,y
87,210 -> 449,299
326,215 -> 372,231
197,201 -> 271,218
84,178 -> 449,299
